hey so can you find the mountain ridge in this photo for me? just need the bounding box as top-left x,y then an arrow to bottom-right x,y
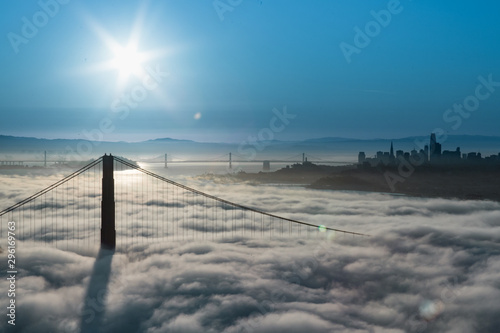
3,134 -> 500,145
1,134 -> 499,161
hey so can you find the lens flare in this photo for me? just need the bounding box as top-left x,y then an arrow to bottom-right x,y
327,230 -> 337,241
419,300 -> 444,321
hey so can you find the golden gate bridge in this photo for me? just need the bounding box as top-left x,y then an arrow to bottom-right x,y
0,154 -> 367,252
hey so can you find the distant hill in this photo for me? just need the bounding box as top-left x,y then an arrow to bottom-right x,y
145,137 -> 195,143
302,137 -> 362,143
0,134 -> 499,162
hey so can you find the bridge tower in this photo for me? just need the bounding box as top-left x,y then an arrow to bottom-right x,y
101,154 -> 116,249
164,153 -> 168,168
229,152 -> 232,169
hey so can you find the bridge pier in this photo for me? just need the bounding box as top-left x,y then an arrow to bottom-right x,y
101,154 -> 116,249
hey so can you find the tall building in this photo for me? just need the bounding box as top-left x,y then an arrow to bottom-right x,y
390,141 -> 394,158
430,133 -> 436,155
430,133 -> 441,162
358,152 -> 366,164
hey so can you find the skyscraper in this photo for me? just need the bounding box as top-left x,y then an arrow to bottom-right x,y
358,152 -> 366,164
430,133 -> 441,163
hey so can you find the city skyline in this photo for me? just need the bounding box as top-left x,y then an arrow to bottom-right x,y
358,132 -> 500,167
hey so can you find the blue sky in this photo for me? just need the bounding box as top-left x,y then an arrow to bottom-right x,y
1,0 -> 499,142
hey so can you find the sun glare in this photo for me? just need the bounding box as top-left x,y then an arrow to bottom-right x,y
81,5 -> 172,94
110,44 -> 145,81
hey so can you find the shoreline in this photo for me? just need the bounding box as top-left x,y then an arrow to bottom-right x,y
228,163 -> 500,202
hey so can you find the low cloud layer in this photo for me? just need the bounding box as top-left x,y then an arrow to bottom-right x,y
1,172 -> 500,332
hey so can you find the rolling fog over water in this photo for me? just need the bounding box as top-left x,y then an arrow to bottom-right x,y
1,164 -> 500,332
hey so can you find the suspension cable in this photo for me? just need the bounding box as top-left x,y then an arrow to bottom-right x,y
0,157 -> 103,217
114,156 -> 369,237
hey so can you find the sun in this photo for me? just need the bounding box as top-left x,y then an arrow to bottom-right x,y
110,43 -> 145,82
79,5 -> 173,92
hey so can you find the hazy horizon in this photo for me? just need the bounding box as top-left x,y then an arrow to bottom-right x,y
3,132 -> 500,144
